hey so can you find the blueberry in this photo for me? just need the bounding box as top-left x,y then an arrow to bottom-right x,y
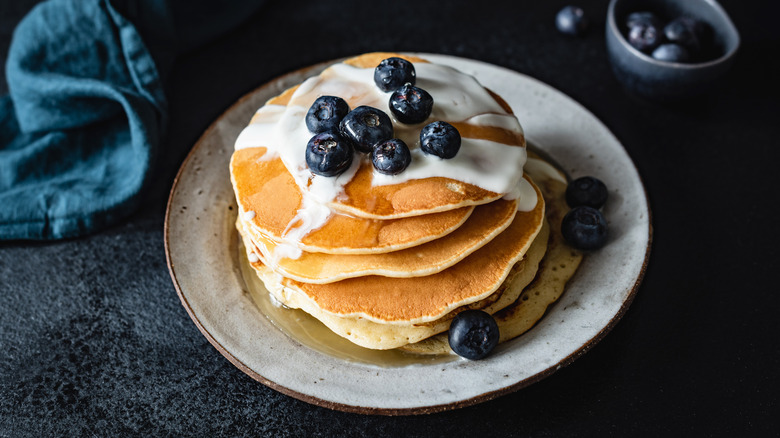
305,96 -> 350,133
420,121 -> 461,159
626,11 -> 663,30
374,57 -> 416,92
339,106 -> 394,153
663,18 -> 700,54
372,138 -> 412,175
627,20 -> 662,52
652,43 -> 690,63
305,131 -> 353,177
566,176 -> 608,209
555,6 -> 588,36
561,206 -> 608,250
448,310 -> 500,360
389,83 -> 434,124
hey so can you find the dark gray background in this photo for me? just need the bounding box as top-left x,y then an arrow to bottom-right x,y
1,0 -> 778,436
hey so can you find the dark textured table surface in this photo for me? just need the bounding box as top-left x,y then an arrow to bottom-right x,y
1,0 -> 778,436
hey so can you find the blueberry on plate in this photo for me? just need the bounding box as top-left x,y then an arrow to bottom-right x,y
420,121 -> 461,159
372,138 -> 412,175
555,6 -> 588,36
652,43 -> 690,63
374,57 -> 416,92
305,131 -> 353,177
389,83 -> 433,124
627,20 -> 662,52
448,310 -> 500,360
561,206 -> 608,250
305,95 -> 350,133
339,106 -> 394,153
566,176 -> 608,209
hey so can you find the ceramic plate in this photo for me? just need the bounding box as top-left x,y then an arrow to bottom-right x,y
164,54 -> 651,415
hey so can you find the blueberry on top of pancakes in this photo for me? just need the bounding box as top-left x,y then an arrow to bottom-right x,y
373,57 -> 416,92
420,121 -> 461,159
371,138 -> 411,175
389,83 -> 433,124
339,106 -> 394,153
306,95 -> 350,133
305,131 -> 353,177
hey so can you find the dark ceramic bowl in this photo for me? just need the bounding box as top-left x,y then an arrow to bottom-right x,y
606,0 -> 740,101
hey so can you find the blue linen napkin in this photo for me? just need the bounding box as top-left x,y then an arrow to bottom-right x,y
1,0 -> 267,240
0,0 -> 166,240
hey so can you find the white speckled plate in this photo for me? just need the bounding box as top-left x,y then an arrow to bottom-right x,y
164,54 -> 651,415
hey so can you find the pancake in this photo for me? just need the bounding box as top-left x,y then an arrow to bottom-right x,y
239,197 -> 518,284
229,52 -> 573,354
231,147 -> 476,254
256,177 -> 544,325
401,168 -> 583,354
241,220 -> 548,350
238,166 -> 581,352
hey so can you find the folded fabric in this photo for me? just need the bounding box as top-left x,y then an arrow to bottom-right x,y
0,0 -> 166,240
0,0 -> 268,240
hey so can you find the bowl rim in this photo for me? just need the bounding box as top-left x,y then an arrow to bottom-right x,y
607,0 -> 741,69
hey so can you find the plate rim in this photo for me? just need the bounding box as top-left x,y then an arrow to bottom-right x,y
164,53 -> 653,415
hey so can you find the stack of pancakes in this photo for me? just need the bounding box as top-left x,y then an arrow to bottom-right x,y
230,53 -> 583,354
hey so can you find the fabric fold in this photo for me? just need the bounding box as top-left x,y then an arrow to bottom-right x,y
1,0 -> 268,240
1,0 -> 166,240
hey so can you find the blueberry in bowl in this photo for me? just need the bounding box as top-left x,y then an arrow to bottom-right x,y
626,11 -> 663,29
626,12 -> 663,52
651,43 -> 690,63
606,0 -> 740,101
663,16 -> 707,54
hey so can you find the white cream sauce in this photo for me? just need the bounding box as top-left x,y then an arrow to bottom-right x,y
234,60 -> 533,258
